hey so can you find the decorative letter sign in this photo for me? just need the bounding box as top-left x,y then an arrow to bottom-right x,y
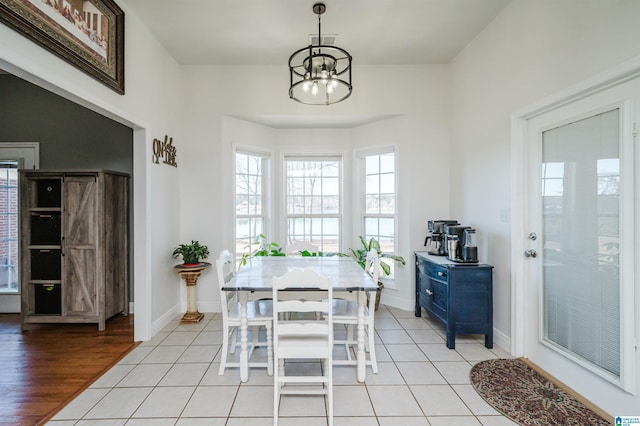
152,135 -> 178,167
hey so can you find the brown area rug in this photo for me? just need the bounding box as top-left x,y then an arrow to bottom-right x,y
470,358 -> 610,426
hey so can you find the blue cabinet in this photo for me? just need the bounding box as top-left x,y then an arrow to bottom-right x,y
415,252 -> 493,349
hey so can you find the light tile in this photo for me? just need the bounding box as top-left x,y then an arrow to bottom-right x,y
192,330 -> 224,345
397,318 -> 433,330
141,346 -> 187,364
118,346 -> 154,364
333,385 -> 375,416
230,385 -> 274,417
427,416 -> 482,426
377,417 -> 429,426
385,344 -> 428,362
181,385 -> 238,417
132,386 -> 195,418
117,363 -> 172,387
361,361 -> 405,385
158,363 -> 209,386
410,384 -> 472,416
374,318 -> 403,329
138,332 -> 169,347
396,361 -> 447,385
376,329 -> 413,344
406,328 -> 445,344
418,343 -> 465,361
200,363 -> 244,385
175,419 -> 226,426
455,344 -> 498,362
452,384 -> 500,415
278,394 -> 327,417
159,331 -> 199,346
125,420 -> 177,426
90,364 -> 135,388
85,387 -> 153,419
334,417 -> 379,426
177,344 -> 220,363
52,388 -> 110,420
489,345 -> 514,359
433,361 -> 473,384
48,304 -> 517,425
366,385 -> 423,416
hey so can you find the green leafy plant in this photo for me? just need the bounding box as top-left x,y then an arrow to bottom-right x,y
238,233 -> 286,268
172,240 -> 210,265
350,236 -> 406,283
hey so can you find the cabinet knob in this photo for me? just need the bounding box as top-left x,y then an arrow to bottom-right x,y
425,289 -> 433,296
437,271 -> 444,277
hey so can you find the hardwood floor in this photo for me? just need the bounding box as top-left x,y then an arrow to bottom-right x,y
0,313 -> 136,426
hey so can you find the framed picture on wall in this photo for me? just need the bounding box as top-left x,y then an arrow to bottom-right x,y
0,0 -> 124,94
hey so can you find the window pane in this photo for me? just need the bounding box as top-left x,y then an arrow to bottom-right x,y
235,151 -> 268,264
285,157 -> 342,252
363,151 -> 396,278
380,153 -> 394,173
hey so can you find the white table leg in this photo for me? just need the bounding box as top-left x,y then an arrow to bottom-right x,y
239,291 -> 249,382
357,290 -> 366,382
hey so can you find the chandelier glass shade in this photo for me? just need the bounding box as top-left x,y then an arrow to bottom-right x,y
288,3 -> 352,106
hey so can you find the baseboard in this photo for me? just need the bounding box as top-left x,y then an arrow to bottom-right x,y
129,301 -> 134,314
151,303 -> 181,336
492,327 -> 511,354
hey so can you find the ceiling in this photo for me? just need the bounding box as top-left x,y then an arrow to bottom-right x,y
124,0 -> 511,66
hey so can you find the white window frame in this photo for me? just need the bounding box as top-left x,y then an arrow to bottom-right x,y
283,155 -> 343,254
233,149 -> 271,264
357,147 -> 398,287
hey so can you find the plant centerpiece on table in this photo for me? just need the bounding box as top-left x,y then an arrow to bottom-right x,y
238,233 -> 286,268
173,240 -> 210,266
350,236 -> 406,310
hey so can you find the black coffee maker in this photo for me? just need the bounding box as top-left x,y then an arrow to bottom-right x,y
425,220 -> 459,256
445,225 -> 478,263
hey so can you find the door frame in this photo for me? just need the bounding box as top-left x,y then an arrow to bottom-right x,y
0,142 -> 39,313
511,57 -> 640,391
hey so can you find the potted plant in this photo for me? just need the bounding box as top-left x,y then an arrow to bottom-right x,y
350,236 -> 406,310
172,240 -> 210,266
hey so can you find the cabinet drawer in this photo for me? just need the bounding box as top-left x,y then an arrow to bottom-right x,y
427,263 -> 448,281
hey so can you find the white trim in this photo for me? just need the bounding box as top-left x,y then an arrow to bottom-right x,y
511,56 -> 640,394
0,58 -> 153,342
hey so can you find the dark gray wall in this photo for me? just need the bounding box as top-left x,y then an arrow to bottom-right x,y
0,73 -> 134,301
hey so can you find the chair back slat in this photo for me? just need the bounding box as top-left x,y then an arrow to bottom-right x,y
216,249 -> 235,321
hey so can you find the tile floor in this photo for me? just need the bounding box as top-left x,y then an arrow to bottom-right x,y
48,305 -> 517,425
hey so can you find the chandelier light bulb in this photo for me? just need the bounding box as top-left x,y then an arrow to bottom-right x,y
288,2 -> 352,105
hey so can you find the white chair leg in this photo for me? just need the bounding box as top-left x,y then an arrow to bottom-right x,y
368,323 -> 378,374
266,325 -> 273,376
229,326 -> 238,354
218,326 -> 231,375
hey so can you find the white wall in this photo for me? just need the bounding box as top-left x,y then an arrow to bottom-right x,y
180,64 -> 450,312
0,2 -> 182,340
450,0 -> 640,414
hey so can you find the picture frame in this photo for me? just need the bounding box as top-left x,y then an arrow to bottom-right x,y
0,0 -> 124,94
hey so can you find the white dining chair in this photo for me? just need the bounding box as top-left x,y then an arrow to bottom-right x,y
286,240 -> 320,255
331,248 -> 379,373
216,249 -> 273,376
272,269 -> 333,426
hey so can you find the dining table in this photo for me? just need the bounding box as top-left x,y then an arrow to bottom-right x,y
222,255 -> 378,383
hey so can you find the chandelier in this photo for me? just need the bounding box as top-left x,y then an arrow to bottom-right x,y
288,2 -> 352,106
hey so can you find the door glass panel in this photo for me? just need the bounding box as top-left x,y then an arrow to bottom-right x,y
541,109 -> 620,377
0,161 -> 19,293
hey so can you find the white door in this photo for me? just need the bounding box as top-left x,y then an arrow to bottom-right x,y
521,78 -> 638,411
0,143 -> 39,313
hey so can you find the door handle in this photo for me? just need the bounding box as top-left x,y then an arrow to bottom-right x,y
524,249 -> 537,258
